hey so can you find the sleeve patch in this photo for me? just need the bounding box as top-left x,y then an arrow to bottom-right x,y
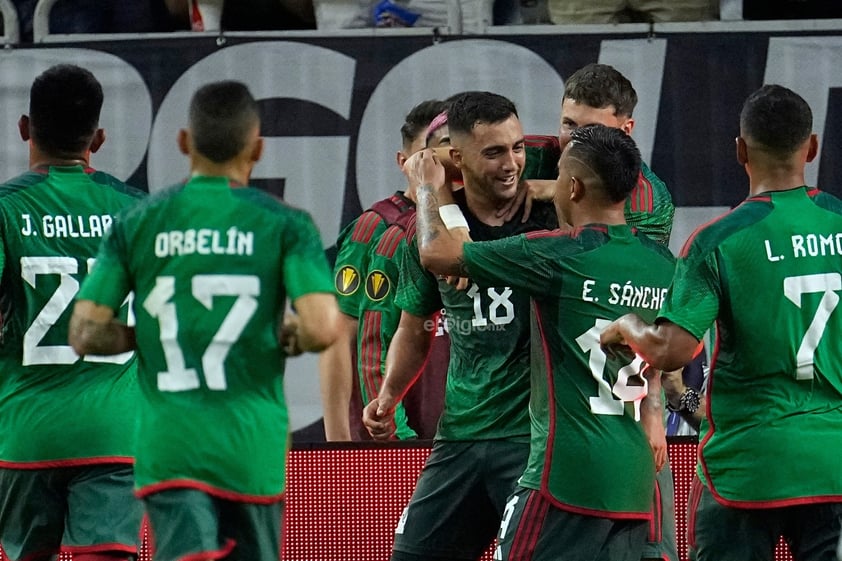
335,265 -> 361,295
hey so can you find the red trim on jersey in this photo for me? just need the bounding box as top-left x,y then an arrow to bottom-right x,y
180,539 -> 236,561
806,187 -> 820,197
649,478 -> 662,542
137,480 -> 285,504
524,134 -> 560,149
631,172 -> 654,213
360,310 -> 382,401
524,228 -> 574,240
351,211 -> 383,243
377,226 -> 405,258
679,211 -> 734,258
535,304 -> 653,520
61,544 -> 137,556
405,213 -> 418,242
0,456 -> 134,469
700,322 -> 842,508
510,490 -> 549,560
686,475 -> 703,550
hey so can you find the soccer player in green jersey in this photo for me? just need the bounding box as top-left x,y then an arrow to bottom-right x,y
69,81 -> 339,561
364,91 -> 559,561
0,64 -> 145,561
600,85 -> 842,561
320,99 -> 449,441
410,123 -> 674,561
510,63 -> 674,248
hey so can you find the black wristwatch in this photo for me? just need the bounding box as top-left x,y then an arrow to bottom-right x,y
666,387 -> 701,414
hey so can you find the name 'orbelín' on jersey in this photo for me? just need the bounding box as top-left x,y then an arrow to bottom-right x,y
20,213 -> 113,238
154,226 -> 254,257
764,232 -> 842,262
581,278 -> 668,311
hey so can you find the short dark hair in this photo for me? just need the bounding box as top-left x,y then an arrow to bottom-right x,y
447,91 -> 518,137
189,81 -> 259,163
740,84 -> 812,154
567,124 -> 641,203
400,99 -> 448,150
563,63 -> 637,118
29,64 -> 103,156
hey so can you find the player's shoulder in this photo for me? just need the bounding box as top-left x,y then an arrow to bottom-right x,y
677,200 -> 765,259
0,170 -> 50,201
88,169 -> 147,200
635,230 -> 677,264
807,187 -> 842,215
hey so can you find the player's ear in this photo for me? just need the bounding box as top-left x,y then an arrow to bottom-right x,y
805,133 -> 818,163
18,115 -> 30,142
90,128 -> 106,153
569,176 -> 585,201
396,150 -> 408,171
450,146 -> 463,169
621,117 -> 635,136
251,136 -> 264,163
177,129 -> 190,156
735,136 -> 748,166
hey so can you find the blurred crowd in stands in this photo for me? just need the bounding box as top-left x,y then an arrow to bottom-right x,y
2,0 -> 842,43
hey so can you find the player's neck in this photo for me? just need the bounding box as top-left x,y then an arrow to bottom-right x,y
29,145 -> 90,170
747,168 -> 807,196
190,156 -> 251,187
463,182 -> 508,226
569,204 -> 627,229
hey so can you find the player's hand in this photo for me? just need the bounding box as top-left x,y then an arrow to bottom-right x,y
406,148 -> 446,191
279,313 -> 303,356
640,396 -> 667,472
362,397 -> 397,440
496,180 -> 555,223
598,319 -> 631,359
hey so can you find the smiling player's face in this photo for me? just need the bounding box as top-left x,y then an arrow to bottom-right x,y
452,115 -> 525,204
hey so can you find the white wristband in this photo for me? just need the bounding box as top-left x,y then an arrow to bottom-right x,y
439,204 -> 470,231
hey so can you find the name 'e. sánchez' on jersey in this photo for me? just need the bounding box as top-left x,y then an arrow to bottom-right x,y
764,232 -> 842,262
20,213 -> 113,239
580,279 -> 668,311
154,227 -> 254,257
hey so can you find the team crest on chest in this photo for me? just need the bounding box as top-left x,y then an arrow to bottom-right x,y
335,265 -> 360,296
365,270 -> 391,301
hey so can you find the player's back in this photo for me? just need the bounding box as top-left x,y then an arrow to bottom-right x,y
504,225 -> 674,516
0,165 -> 144,464
671,186 -> 842,504
109,175 -> 328,497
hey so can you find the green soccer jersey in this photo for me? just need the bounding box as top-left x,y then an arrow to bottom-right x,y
78,175 -> 333,499
0,165 -> 144,465
333,192 -> 413,317
396,194 -> 557,441
464,224 -> 675,517
523,136 -> 674,245
659,186 -> 842,507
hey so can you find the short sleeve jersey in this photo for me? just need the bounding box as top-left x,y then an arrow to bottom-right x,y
659,186 -> 842,507
464,224 -> 675,517
523,136 -> 674,245
333,192 -> 413,317
0,165 -> 145,465
78,175 -> 333,500
396,194 -> 558,441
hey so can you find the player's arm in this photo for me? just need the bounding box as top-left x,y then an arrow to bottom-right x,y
362,310 -> 433,440
317,312 -> 357,440
599,315 -> 700,373
407,149 -> 471,278
287,292 -> 339,353
640,366 -> 667,472
69,300 -> 136,356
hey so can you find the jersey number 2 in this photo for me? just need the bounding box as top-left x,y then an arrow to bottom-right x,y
143,274 -> 259,392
